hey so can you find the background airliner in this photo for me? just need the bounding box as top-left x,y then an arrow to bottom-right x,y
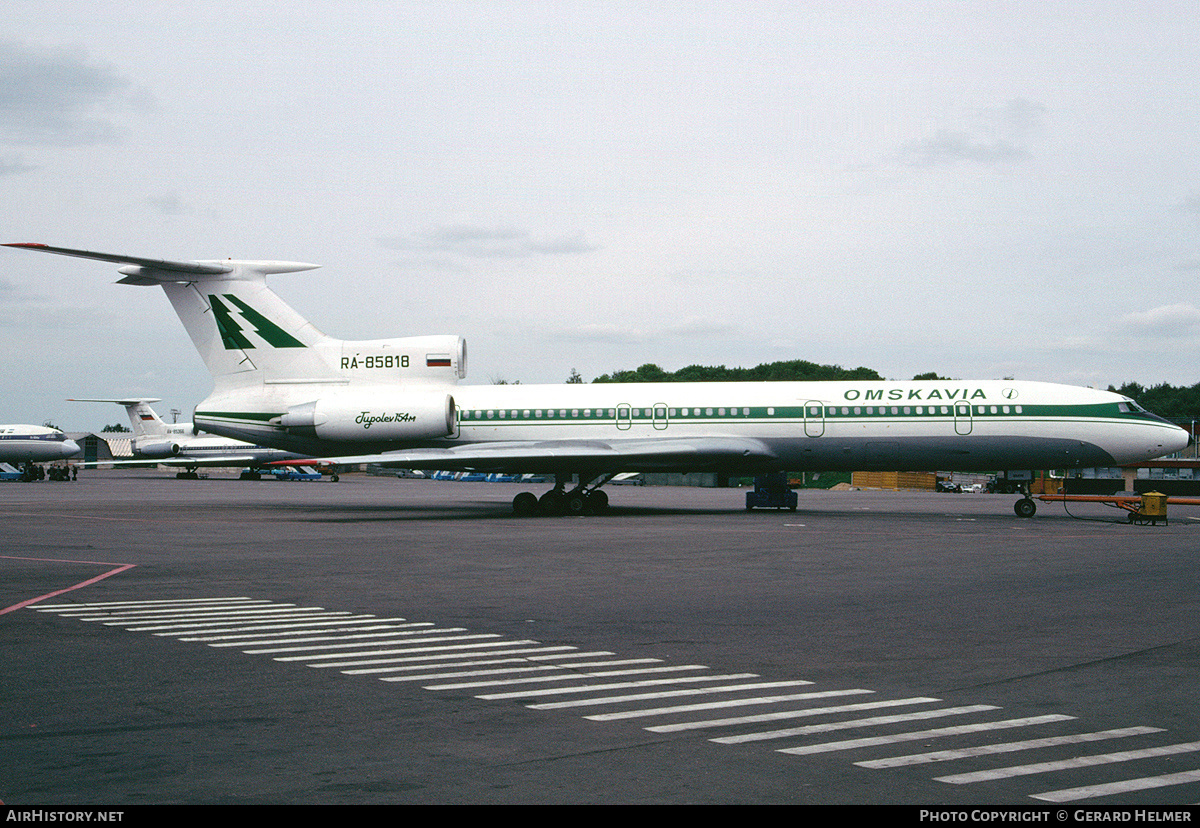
6,242 -> 1189,516
68,397 -> 311,479
0,424 -> 80,464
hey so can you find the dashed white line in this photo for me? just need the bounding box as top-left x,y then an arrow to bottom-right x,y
329,646 -> 590,671
521,680 -> 815,709
272,634 -> 505,661
774,714 -> 1074,755
857,727 -> 1165,769
378,659 -> 682,683
638,695 -> 937,729
714,704 -> 1003,744
936,739 -> 1200,784
1032,768 -> 1200,803
467,674 -> 769,698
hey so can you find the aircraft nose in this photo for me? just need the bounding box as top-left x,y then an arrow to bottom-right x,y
1166,425 -> 1191,456
61,439 -> 81,458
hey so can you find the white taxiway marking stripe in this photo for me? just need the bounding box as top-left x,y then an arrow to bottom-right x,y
328,646 -> 594,671
79,605 -> 310,620
377,657 -> 664,682
155,617 -> 416,636
348,656 -> 560,676
383,664 -> 572,682
299,639 -> 545,664
460,674 -> 764,698
1032,768 -> 1200,803
637,695 -> 936,729
98,602 -> 338,624
936,740 -> 1200,784
420,664 -> 713,689
193,623 -> 435,644
104,614 -> 348,630
243,628 -> 470,653
96,607 -> 334,622
34,597 -> 264,612
857,726 -> 1164,769
522,680 -> 815,709
133,616 -> 402,634
773,714 -> 1074,755
272,634 -> 504,661
714,704 -> 1004,745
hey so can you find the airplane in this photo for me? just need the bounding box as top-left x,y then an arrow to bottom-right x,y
5,242 -> 1190,517
0,424 -> 80,465
67,397 -> 319,479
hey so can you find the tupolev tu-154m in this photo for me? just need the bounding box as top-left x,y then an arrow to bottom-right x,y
5,242 -> 1188,517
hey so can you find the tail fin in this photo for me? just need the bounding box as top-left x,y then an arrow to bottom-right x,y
5,244 -> 338,387
6,243 -> 467,388
68,397 -> 166,437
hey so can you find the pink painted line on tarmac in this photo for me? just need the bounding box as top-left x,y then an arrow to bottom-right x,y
0,554 -> 136,616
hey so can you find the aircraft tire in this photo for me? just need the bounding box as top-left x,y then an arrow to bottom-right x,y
538,490 -> 566,516
565,492 -> 588,515
1014,498 -> 1037,518
512,492 -> 538,516
587,490 -> 609,512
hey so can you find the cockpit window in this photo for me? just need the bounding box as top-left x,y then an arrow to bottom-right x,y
1118,400 -> 1147,414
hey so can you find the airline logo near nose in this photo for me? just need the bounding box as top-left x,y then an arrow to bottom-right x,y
209,294 -> 306,349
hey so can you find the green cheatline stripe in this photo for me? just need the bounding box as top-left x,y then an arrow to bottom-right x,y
460,402 -> 1132,421
198,402 -> 1168,427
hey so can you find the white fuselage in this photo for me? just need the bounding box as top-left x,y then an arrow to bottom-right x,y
194,378 -> 1189,473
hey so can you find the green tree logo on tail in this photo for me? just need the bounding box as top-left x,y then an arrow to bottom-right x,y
209,294 -> 305,349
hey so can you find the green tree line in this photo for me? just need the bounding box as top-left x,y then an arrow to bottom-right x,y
592,360 -> 883,383
579,365 -> 1200,422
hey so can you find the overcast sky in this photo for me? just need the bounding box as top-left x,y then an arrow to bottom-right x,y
4,2 -> 1200,430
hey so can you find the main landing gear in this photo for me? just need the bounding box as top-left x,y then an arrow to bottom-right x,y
512,473 -> 615,516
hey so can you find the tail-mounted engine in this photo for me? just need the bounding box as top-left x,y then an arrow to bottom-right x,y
276,391 -> 456,442
133,438 -> 181,458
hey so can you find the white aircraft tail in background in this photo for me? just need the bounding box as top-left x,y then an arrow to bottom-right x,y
67,396 -> 311,479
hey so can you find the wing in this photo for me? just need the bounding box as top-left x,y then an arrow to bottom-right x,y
270,436 -> 778,474
81,454 -> 266,468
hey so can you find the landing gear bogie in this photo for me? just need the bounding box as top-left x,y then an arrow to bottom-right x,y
513,473 -> 616,517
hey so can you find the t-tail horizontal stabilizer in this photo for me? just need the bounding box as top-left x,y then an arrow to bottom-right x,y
2,243 -> 320,283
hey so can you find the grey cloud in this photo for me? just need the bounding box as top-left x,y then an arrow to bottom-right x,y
0,41 -> 133,145
552,323 -> 650,345
379,224 -> 597,259
899,129 -> 1029,168
897,98 -> 1045,169
0,153 -> 36,175
1118,303 -> 1200,336
983,98 -> 1048,133
549,317 -> 733,345
146,193 -> 188,215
